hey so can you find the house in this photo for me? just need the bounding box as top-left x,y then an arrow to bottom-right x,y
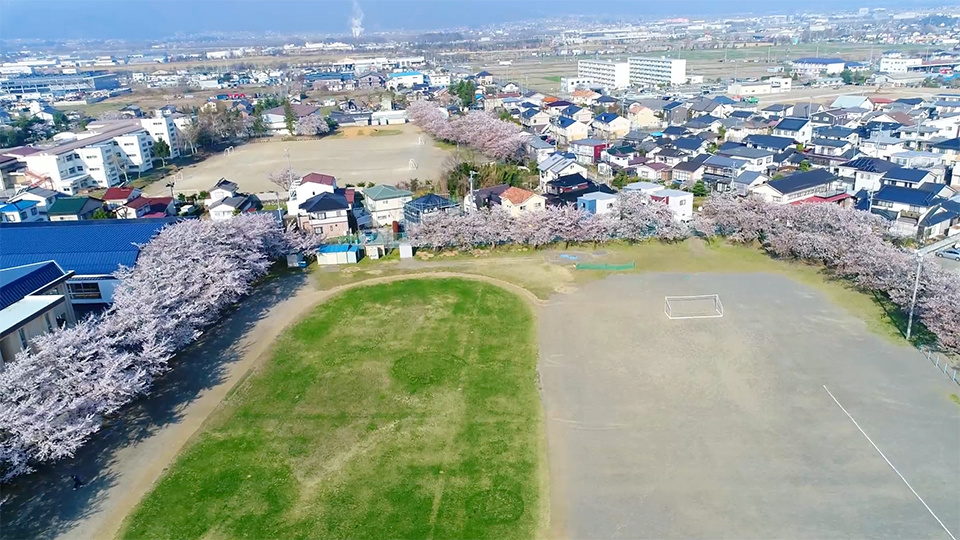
592,113 -> 631,139
890,151 -> 944,170
475,71 -> 494,85
544,174 -> 615,206
702,155 -> 748,183
683,115 -> 722,134
209,194 -> 263,221
207,178 -> 239,205
548,116 -> 590,145
858,134 -> 907,160
0,200 -> 44,223
386,71 -> 425,90
810,109 -> 851,126
577,191 -> 617,215
650,189 -> 694,222
287,172 -> 338,215
521,108 -> 551,129
362,184 -> 413,227
830,95 -> 874,110
653,148 -> 687,167
404,194 -> 458,224
622,181 -> 663,195
750,169 -> 842,204
47,196 -> 103,221
263,103 -> 320,134
298,192 -> 350,236
791,57 -> 846,77
880,167 -> 937,188
660,126 -> 691,140
0,218 -> 180,306
634,161 -> 672,182
760,104 -> 794,119
9,187 -> 64,214
814,125 -> 860,145
496,187 -> 545,216
116,196 -> 177,219
626,103 -> 659,128
538,153 -> 588,190
0,261 -> 76,366
526,137 -> 556,163
560,105 -> 594,124
103,186 -> 142,209
871,183 -> 958,238
743,134 -> 798,153
730,171 -> 768,195
570,139 -> 610,165
672,136 -> 709,155
837,157 -> 898,192
671,159 -> 704,186
356,71 -> 386,89
772,117 -> 813,145
716,146 -> 775,172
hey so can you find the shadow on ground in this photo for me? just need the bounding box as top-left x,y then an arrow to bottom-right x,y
0,271 -> 308,540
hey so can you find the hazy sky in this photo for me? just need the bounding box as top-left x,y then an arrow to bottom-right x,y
0,0 -> 934,41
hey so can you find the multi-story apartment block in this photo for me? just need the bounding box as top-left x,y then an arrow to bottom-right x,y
140,112 -> 181,158
577,60 -> 630,90
628,57 -> 687,86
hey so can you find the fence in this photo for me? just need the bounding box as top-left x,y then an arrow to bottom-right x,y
920,345 -> 960,387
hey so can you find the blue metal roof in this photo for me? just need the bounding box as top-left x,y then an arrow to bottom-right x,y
0,261 -> 66,310
840,157 -> 897,173
0,218 -> 180,276
555,116 -> 578,128
767,169 -> 837,195
873,185 -> 941,207
882,167 -> 930,183
774,117 -> 809,132
595,112 -> 620,123
0,200 -> 38,213
744,134 -> 797,150
673,136 -> 707,151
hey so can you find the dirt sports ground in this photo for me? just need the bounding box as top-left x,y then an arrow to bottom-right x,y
540,272 -> 960,539
148,124 -> 453,196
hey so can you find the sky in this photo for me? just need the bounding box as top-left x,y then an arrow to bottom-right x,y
0,0 -> 942,41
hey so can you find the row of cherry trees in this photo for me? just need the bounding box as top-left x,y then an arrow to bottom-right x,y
409,192 -> 686,249
0,215 -> 290,482
696,196 -> 960,353
406,100 -> 528,160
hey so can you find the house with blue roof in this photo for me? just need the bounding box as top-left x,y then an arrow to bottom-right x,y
871,183 -> 958,237
751,169 -> 842,204
0,199 -> 43,223
547,116 -> 590,145
837,157 -> 898,192
592,112 -> 631,139
403,194 -> 458,224
743,134 -> 798,153
560,105 -> 592,124
0,260 -> 76,366
0,218 -> 180,306
386,71 -> 424,90
772,117 -> 813,144
880,167 -> 936,188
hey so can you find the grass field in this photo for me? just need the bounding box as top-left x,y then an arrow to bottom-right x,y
118,279 -> 545,540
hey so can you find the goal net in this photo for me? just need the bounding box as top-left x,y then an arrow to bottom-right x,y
223,146 -> 235,156
664,295 -> 723,320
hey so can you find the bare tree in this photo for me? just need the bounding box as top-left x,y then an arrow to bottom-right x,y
268,166 -> 299,193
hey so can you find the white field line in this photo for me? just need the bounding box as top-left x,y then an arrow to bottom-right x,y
823,385 -> 957,540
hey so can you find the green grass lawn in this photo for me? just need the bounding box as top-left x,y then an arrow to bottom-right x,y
119,279 -> 545,540
543,75 -> 561,83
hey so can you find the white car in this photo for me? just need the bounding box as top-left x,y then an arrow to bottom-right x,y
936,248 -> 960,261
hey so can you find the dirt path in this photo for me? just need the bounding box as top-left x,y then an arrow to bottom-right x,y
1,272 -> 545,540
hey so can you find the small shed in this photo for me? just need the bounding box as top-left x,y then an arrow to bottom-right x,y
317,244 -> 362,265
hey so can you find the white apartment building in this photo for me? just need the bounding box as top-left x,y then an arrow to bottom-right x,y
18,120 -> 161,193
559,76 -> 594,93
628,56 -> 687,86
577,60 -> 630,90
139,112 -> 181,158
878,56 -> 922,73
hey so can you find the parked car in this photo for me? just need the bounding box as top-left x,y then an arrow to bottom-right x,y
936,248 -> 960,261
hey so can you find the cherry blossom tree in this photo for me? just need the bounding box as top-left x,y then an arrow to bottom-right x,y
0,214 -> 289,482
268,166 -> 299,194
295,114 -> 330,136
407,100 -> 527,160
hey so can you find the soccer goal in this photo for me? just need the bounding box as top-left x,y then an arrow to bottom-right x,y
408,158 -> 418,170
173,171 -> 184,183
664,295 -> 724,320
223,146 -> 235,156
417,135 -> 425,146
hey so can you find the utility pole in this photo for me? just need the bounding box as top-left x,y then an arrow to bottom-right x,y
906,253 -> 923,341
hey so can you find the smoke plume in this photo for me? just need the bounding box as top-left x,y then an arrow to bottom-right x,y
350,0 -> 364,38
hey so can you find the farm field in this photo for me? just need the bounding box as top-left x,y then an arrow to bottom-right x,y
118,279 -> 546,540
146,124 -> 454,196
540,272 -> 960,538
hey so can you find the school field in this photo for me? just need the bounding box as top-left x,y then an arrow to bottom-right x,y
117,279 -> 546,540
146,124 -> 454,197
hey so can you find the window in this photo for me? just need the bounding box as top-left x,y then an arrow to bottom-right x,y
44,313 -> 53,332
68,282 -> 101,300
679,199 -> 687,205
30,207 -> 37,215
66,154 -> 74,162
18,328 -> 28,349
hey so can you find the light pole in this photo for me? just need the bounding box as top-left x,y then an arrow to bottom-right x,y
905,252 -> 923,341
